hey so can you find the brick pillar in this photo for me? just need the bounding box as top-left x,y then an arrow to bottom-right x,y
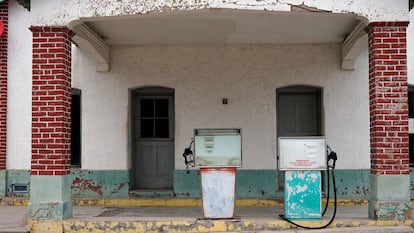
368,22 -> 413,220
29,26 -> 73,221
0,1 -> 8,197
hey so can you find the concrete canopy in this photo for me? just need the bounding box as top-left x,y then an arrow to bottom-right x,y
68,9 -> 367,71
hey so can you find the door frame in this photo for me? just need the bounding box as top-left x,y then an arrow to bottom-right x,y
131,86 -> 175,190
276,85 -> 323,190
276,85 -> 322,137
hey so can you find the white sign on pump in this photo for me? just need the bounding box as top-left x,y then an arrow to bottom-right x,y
278,137 -> 327,171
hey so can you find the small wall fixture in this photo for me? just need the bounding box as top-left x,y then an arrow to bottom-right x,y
11,183 -> 29,193
222,98 -> 228,105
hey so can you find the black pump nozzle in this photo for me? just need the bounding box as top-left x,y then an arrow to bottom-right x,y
182,140 -> 194,173
327,151 -> 337,169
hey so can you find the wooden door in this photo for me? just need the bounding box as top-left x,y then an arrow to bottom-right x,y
133,89 -> 174,189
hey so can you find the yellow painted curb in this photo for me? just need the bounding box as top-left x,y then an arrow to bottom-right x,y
0,197 -> 29,206
29,219 -> 414,233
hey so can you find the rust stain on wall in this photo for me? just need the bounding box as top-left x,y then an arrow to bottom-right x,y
72,177 -> 104,196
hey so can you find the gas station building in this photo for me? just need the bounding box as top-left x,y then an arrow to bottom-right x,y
2,0 -> 414,227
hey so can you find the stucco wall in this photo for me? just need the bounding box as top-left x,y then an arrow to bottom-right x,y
30,0 -> 407,26
72,44 -> 370,170
7,1 -> 375,171
6,0 -> 32,169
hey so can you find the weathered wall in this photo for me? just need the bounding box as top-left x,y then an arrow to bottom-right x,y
30,0 -> 407,26
6,0 -> 32,169
72,44 -> 370,170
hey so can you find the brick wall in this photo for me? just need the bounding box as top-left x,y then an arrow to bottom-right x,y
31,26 -> 73,176
368,22 -> 409,175
0,2 -> 8,170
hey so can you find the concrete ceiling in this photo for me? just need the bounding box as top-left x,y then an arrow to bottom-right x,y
69,9 -> 367,71
80,9 -> 362,45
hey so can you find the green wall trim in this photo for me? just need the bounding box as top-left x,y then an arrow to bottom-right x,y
370,174 -> 410,201
0,170 -> 6,197
174,170 -> 201,198
174,170 -> 279,198
6,170 -> 30,197
3,168 -> 414,199
70,169 -> 130,198
31,175 -> 72,202
29,175 -> 73,220
175,169 -> 372,199
327,169 -> 370,198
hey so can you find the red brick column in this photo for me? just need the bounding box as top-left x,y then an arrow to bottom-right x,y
369,22 -> 409,176
0,1 -> 8,171
368,22 -> 412,220
31,26 -> 73,176
29,26 -> 73,220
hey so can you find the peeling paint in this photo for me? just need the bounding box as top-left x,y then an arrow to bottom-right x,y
370,201 -> 414,221
72,177 -> 104,196
70,170 -> 129,198
30,0 -> 407,26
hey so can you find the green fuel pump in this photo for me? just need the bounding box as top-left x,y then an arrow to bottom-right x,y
279,141 -> 338,229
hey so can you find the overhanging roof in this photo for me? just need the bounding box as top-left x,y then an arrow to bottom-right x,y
69,9 -> 367,71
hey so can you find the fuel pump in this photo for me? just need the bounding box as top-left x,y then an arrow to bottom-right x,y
183,128 -> 242,219
278,137 -> 338,229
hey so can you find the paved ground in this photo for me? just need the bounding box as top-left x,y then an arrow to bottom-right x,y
2,205 -> 414,232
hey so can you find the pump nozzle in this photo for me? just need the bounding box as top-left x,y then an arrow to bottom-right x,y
182,139 -> 194,173
327,151 -> 337,169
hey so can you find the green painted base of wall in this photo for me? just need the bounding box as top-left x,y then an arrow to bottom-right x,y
70,169 -> 129,198
4,170 -> 30,197
174,169 -> 372,199
174,170 -> 280,198
368,174 -> 413,220
325,169 -> 370,198
368,200 -> 413,220
29,175 -> 73,220
29,201 -> 73,220
3,168 -> 414,200
0,170 -> 6,197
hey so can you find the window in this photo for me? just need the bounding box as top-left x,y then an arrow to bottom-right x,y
71,89 -> 81,167
133,87 -> 174,140
139,98 -> 170,138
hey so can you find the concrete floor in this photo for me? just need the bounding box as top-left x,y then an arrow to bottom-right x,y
3,205 -> 414,232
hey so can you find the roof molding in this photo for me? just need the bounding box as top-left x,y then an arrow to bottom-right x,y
341,21 -> 367,71
68,20 -> 110,72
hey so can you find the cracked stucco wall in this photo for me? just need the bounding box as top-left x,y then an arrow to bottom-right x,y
30,0 -> 408,26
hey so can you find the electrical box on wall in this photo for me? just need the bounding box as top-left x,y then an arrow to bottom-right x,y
278,136 -> 326,171
194,129 -> 242,167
